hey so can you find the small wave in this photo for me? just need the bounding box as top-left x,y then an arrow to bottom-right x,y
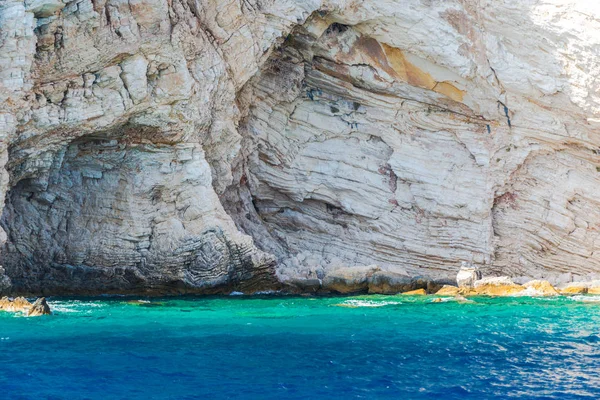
49,306 -> 79,313
431,296 -> 475,304
569,295 -> 600,303
48,301 -> 107,313
514,287 -> 542,297
64,301 -> 106,308
253,290 -> 280,295
334,300 -> 402,308
431,297 -> 454,303
229,291 -> 244,296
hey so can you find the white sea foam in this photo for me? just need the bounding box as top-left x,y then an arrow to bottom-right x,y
514,287 -> 546,297
64,301 -> 106,307
49,301 -> 106,313
49,305 -> 79,313
432,297 -> 454,303
431,296 -> 475,303
338,300 -> 401,308
569,295 -> 600,303
229,291 -> 244,296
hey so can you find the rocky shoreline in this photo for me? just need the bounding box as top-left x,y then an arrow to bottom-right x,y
280,265 -> 600,298
2,264 -> 599,300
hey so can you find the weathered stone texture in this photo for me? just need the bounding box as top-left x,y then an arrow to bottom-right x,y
1,0 -> 600,294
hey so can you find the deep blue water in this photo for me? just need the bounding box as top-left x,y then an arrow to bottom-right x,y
2,295 -> 600,399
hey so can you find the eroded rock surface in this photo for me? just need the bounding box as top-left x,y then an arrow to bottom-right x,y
0,0 -> 314,295
322,265 -> 380,294
28,297 -> 51,316
368,271 -> 425,294
2,0 -> 600,295
435,285 -> 461,296
522,280 -> 559,296
456,263 -> 482,288
469,276 -> 524,296
560,283 -> 588,295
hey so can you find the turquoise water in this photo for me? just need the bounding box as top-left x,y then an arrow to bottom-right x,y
2,295 -> 600,399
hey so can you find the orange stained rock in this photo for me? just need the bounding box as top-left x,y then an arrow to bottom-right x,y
432,81 -> 465,102
382,43 -> 435,89
473,284 -> 524,296
522,280 -> 559,296
588,287 -> 600,295
381,44 -> 464,101
401,288 -> 427,295
435,285 -> 460,296
560,285 -> 588,295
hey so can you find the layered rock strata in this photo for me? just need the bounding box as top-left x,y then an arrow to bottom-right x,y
1,0 -> 600,295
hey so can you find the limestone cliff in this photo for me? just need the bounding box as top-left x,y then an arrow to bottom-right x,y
1,0 -> 600,295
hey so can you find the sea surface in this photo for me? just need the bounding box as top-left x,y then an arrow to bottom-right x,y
2,295 -> 600,399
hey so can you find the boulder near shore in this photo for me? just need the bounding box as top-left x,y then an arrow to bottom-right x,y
0,297 -> 51,316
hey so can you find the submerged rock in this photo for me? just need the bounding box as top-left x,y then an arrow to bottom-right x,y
28,297 -> 51,316
322,265 -> 381,294
368,271 -> 426,294
435,285 -> 461,296
454,295 -> 472,303
125,300 -> 164,307
522,280 -> 559,296
471,277 -> 524,296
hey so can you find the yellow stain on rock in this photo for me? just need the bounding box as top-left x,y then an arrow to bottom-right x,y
435,285 -> 460,296
382,43 -> 435,89
432,81 -> 465,102
401,288 -> 427,295
381,43 -> 465,102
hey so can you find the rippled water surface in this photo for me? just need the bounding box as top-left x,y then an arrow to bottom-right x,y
2,295 -> 600,399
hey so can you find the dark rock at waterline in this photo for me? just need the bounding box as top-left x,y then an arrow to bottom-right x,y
0,266 -> 12,294
427,279 -> 456,294
368,271 -> 427,294
284,278 -> 322,293
296,266 -> 449,295
322,265 -> 381,294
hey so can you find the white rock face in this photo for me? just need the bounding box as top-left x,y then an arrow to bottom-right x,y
456,265 -> 481,288
1,0 -> 600,294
